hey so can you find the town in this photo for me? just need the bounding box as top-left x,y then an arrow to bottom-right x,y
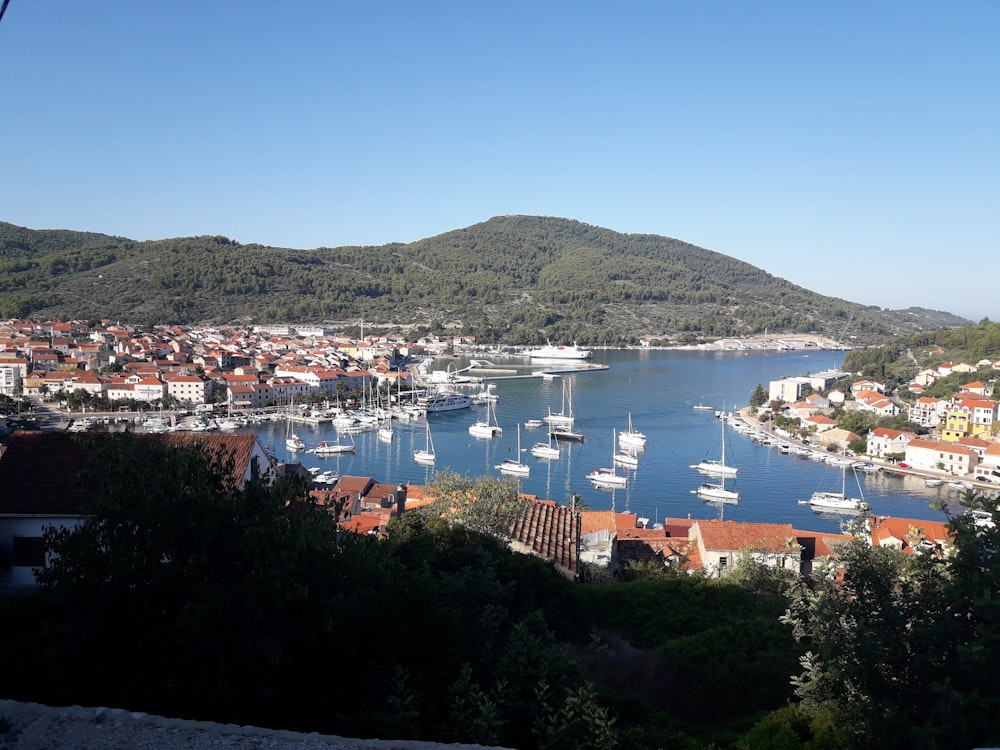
2,317 -> 997,591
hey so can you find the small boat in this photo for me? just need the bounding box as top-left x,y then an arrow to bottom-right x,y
496,425 -> 530,476
413,421 -> 436,465
524,419 -> 544,429
693,403 -> 713,411
924,477 -> 943,487
618,412 -> 646,449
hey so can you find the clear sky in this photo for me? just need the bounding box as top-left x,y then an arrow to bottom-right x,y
2,1 -> 997,321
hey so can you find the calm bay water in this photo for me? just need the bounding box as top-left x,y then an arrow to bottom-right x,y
248,349 -> 955,533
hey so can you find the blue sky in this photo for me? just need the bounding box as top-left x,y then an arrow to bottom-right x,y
2,1 -> 997,321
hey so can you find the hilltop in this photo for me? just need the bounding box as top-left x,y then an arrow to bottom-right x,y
0,216 -> 969,345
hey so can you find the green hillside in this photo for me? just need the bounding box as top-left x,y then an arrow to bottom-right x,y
0,216 -> 969,344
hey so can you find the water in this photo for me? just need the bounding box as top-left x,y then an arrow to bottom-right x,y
248,349 -> 956,533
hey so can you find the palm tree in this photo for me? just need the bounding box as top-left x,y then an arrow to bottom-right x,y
567,492 -> 589,512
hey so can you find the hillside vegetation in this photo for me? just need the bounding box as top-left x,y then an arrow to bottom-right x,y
0,216 -> 969,345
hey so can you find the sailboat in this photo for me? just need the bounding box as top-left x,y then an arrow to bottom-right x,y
690,405 -> 739,477
692,412 -> 739,501
531,430 -> 561,459
377,417 -> 394,443
413,421 -> 436,465
544,379 -> 575,427
469,399 -> 502,438
496,424 -> 530,476
313,433 -> 355,455
587,430 -> 628,488
799,455 -> 865,513
618,413 -> 646,449
284,403 -> 305,451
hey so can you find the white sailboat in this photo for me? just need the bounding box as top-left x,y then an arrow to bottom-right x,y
531,431 -> 561,459
587,430 -> 628,488
413,421 -> 436,465
469,399 -> 503,438
692,410 -> 739,501
690,406 -> 739,477
544,379 -> 575,427
496,424 -> 530,476
284,403 -> 305,451
618,413 -> 646,449
313,434 -> 355,455
377,417 -> 394,443
613,446 -> 639,468
799,456 -> 865,513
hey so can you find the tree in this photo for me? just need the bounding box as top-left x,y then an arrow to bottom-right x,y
780,500 -> 1000,749
35,433 -> 343,722
423,471 -> 533,541
749,383 -> 768,408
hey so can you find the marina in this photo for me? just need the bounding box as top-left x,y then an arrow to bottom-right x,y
53,349 -> 986,534
224,348 -> 974,533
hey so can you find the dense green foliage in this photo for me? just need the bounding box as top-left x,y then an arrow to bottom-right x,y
780,497 -> 1000,749
0,434 -> 804,749
843,318 -> 1000,391
0,218 -> 968,344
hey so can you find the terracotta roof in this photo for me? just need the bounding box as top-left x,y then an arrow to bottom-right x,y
0,431 -> 262,517
695,520 -> 797,553
509,501 -> 580,575
334,475 -> 375,496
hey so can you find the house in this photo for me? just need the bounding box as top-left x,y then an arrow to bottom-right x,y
908,396 -> 946,428
973,443 -> 1000,484
867,427 -> 917,459
868,515 -> 950,556
904,438 -> 977,475
0,431 -> 272,587
688,520 -> 802,578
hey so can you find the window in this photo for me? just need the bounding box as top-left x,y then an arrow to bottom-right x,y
719,556 -> 728,569
12,536 -> 45,567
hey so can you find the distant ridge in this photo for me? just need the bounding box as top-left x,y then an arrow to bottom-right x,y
0,216 -> 971,344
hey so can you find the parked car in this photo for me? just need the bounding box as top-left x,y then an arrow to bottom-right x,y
898,462 -> 910,469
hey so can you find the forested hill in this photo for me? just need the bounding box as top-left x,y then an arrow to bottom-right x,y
0,216 -> 969,345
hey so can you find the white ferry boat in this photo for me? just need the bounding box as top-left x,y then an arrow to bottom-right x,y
526,341 -> 592,361
418,391 -> 473,412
